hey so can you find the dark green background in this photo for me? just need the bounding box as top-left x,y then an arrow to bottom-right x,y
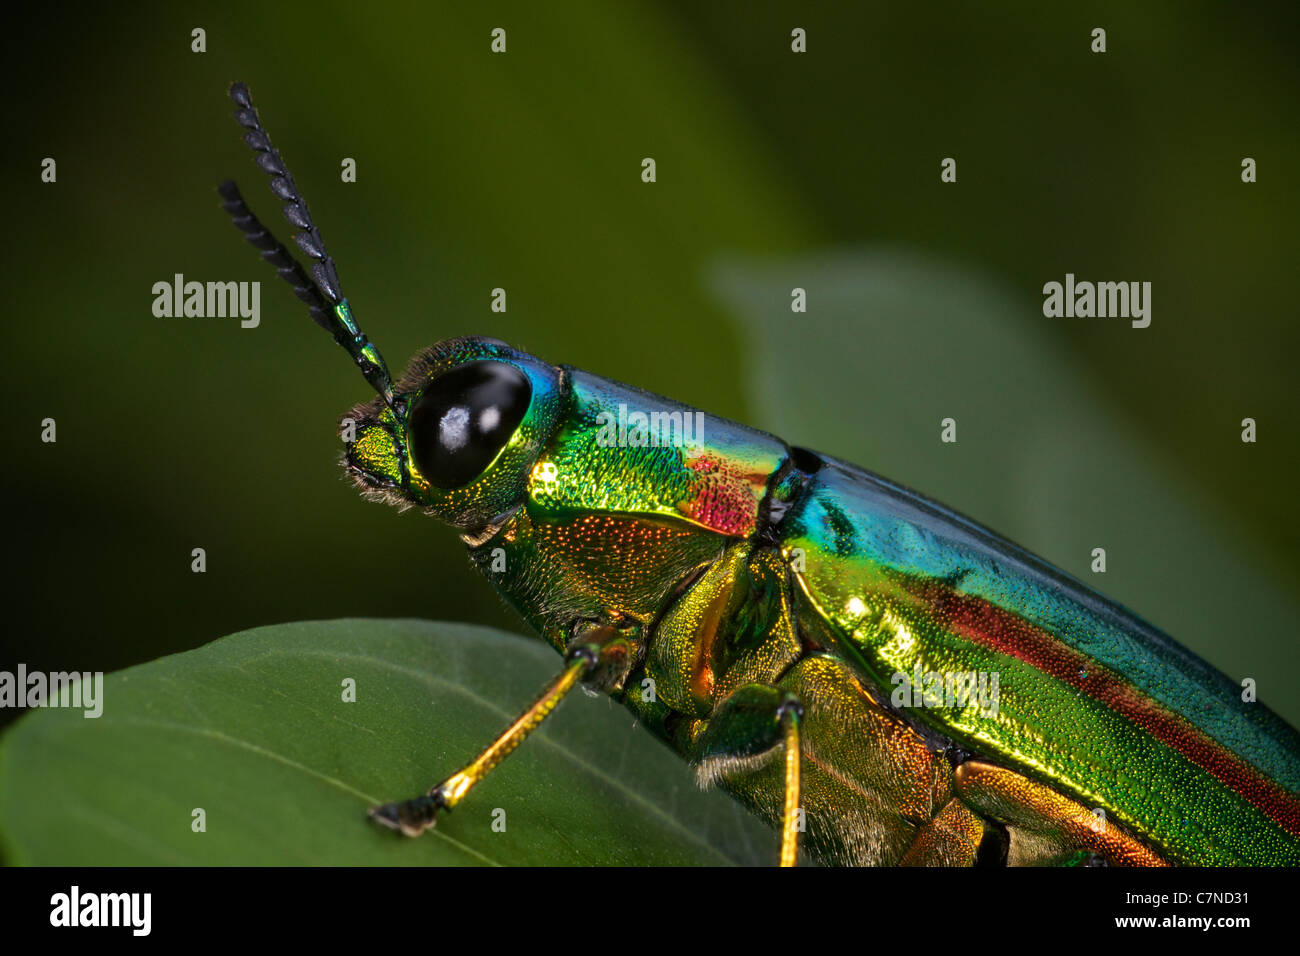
3,2 -> 1297,727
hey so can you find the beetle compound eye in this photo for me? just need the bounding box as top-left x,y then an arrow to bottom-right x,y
407,361 -> 532,489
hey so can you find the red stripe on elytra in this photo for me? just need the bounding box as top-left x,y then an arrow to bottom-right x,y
910,580 -> 1300,839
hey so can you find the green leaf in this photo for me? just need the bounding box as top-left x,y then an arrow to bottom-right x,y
0,620 -> 771,866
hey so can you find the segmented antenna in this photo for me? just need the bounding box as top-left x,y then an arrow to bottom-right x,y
219,82 -> 395,407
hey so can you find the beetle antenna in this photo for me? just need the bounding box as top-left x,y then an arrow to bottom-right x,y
219,81 -> 395,408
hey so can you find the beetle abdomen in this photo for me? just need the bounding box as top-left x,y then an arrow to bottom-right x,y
780,454 -> 1300,864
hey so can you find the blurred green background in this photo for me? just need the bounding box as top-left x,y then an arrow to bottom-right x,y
2,1 -> 1297,728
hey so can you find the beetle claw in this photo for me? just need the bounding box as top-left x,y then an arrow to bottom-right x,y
368,792 -> 446,837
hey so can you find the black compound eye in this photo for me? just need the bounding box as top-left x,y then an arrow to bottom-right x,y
407,361 -> 532,489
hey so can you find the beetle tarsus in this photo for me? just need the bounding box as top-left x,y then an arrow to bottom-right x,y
368,791 -> 448,837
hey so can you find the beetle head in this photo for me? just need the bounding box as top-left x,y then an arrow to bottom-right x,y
342,336 -> 566,532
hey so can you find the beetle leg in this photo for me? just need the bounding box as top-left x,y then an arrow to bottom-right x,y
693,683 -> 806,866
953,761 -> 1169,866
897,798 -> 987,866
777,699 -> 804,867
369,625 -> 635,837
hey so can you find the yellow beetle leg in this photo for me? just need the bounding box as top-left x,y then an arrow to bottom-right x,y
370,625 -> 634,836
692,683 -> 807,866
778,701 -> 803,868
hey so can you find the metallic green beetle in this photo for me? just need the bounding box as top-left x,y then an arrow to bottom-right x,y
220,83 -> 1300,866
